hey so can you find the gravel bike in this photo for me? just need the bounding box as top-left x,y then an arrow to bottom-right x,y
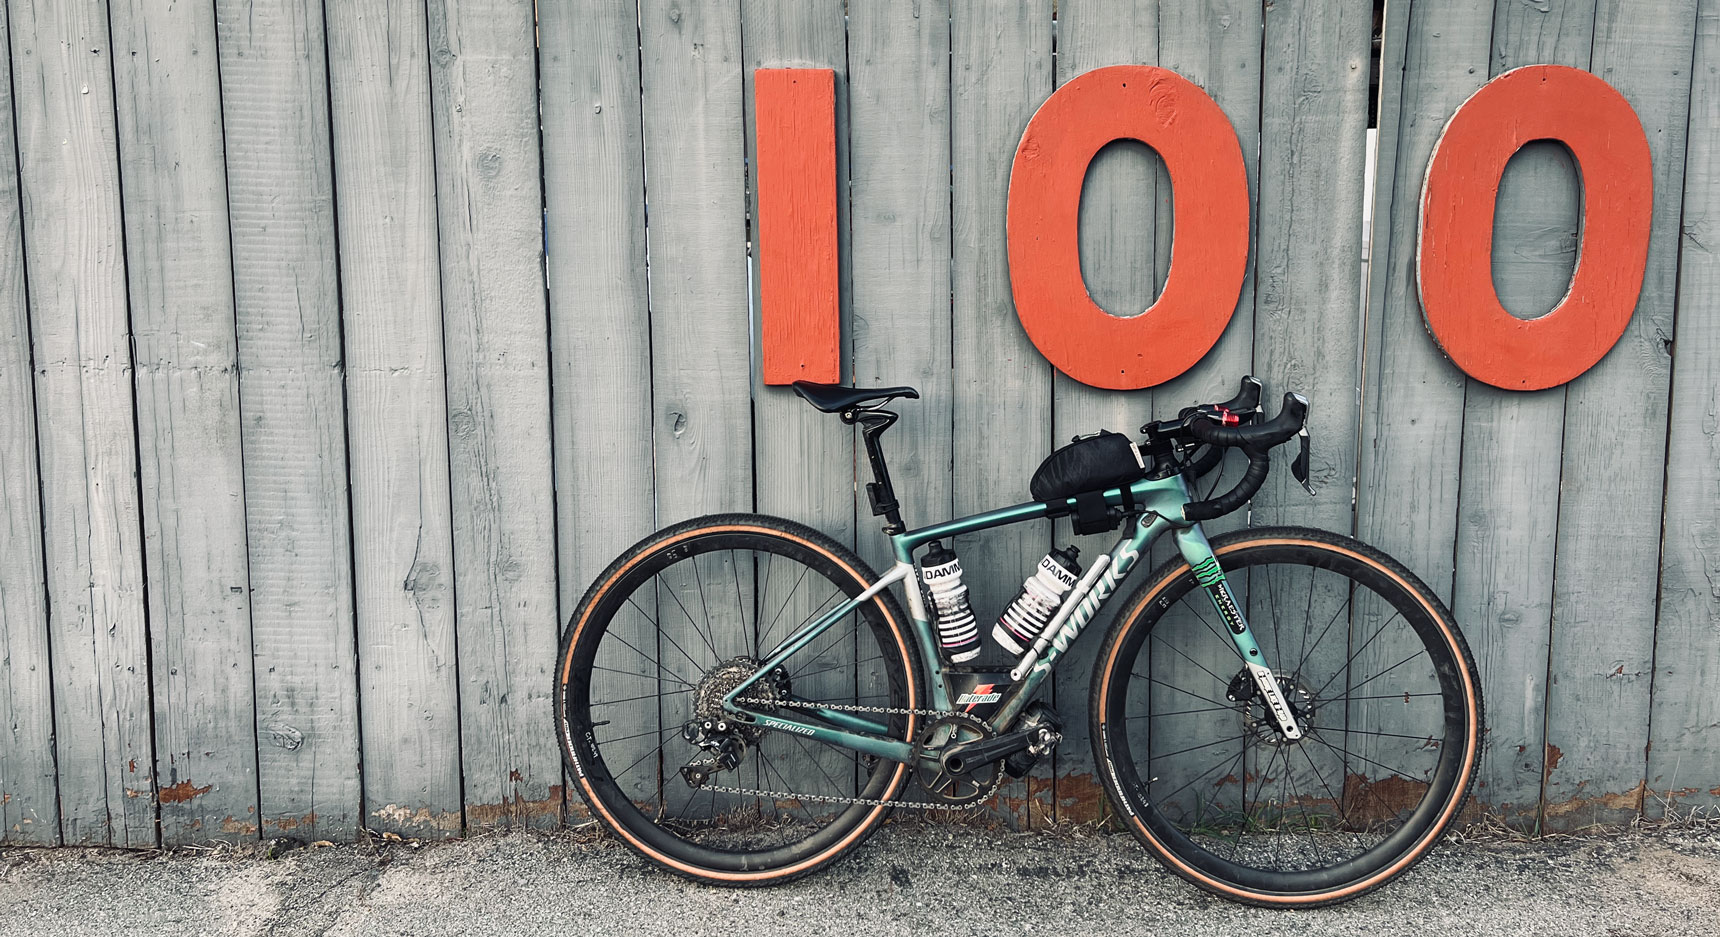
554,376 -> 1483,906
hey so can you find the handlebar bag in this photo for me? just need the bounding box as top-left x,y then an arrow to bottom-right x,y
1030,431 -> 1145,502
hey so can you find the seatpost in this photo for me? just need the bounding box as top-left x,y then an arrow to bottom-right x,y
845,407 -> 905,535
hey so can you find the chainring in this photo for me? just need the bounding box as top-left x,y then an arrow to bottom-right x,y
915,713 -> 1004,807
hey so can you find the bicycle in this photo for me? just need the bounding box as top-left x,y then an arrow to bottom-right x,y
554,375 -> 1483,907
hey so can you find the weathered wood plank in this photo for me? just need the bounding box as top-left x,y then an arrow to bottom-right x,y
109,0 -> 259,846
1358,0 -> 1490,611
741,0 -> 861,804
0,0 -> 55,845
1150,0 -> 1262,504
846,0 -> 953,812
10,0 -> 156,847
638,0 -> 751,525
1356,0 -> 1491,826
426,0 -> 561,833
537,0 -> 657,822
637,0 -> 752,822
1252,0 -> 1371,531
1649,0 -> 1720,820
1446,0 -> 1595,828
951,0 -> 1054,828
325,0 -> 463,838
1250,0 -> 1373,820
1049,0 -> 1159,827
1541,0 -> 1698,828
847,0 -> 953,572
215,0 -> 360,842
1110,0 -> 1268,828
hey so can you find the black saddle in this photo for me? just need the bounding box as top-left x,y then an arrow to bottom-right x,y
791,381 -> 919,413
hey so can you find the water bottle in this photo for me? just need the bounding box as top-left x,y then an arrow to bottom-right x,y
992,545 -> 1082,656
920,541 -> 980,663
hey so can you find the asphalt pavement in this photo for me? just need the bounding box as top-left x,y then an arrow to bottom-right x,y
2,821 -> 1716,936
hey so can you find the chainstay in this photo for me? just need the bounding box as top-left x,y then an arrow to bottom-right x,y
713,697 -> 1003,811
733,695 -> 949,719
696,779 -> 997,811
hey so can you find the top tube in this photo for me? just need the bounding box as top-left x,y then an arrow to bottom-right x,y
891,473 -> 1193,564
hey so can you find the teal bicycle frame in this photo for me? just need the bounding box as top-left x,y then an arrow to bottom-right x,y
723,471 -> 1300,766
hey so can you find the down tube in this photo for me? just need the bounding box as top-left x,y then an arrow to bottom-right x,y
992,511 -> 1174,729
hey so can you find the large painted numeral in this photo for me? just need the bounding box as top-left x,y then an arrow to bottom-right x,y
755,68 -> 840,385
1006,65 -> 1249,390
1418,65 -> 1653,391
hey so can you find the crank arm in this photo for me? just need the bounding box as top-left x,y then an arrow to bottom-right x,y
940,729 -> 1037,775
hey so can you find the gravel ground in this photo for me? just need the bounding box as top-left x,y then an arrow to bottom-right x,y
1,821 -> 1717,937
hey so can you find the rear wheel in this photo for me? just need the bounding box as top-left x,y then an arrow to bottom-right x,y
1091,526 -> 1482,907
555,514 -> 921,885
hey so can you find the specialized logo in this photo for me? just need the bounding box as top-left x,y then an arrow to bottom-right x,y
760,718 -> 817,736
957,685 -> 1003,711
1031,542 -> 1141,678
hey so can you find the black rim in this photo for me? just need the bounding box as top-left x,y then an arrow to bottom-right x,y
559,526 -> 913,873
1101,538 -> 1473,895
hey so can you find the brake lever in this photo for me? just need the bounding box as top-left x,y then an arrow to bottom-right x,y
1291,428 -> 1317,496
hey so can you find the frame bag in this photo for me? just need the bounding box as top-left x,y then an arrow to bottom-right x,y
1030,431 -> 1144,534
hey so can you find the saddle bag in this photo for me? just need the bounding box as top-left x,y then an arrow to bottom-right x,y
1030,431 -> 1145,533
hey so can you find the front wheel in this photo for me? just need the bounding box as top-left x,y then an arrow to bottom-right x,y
1091,526 -> 1483,907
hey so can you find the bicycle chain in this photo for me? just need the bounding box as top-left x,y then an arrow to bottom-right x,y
695,697 -> 1003,811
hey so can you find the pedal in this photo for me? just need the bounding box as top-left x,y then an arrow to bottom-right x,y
1003,703 -> 1064,778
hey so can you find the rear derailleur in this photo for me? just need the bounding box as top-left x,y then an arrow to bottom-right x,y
679,718 -> 748,789
679,658 -> 791,789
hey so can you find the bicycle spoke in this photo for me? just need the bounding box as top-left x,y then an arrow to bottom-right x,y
1134,672 -> 1235,710
1311,610 -> 1406,701
1176,593 -> 1247,663
1150,629 -> 1237,690
1343,649 -> 1430,697
761,563 -> 815,648
1294,587 -> 1355,681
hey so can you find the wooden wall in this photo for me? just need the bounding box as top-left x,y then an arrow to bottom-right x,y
0,0 -> 1714,846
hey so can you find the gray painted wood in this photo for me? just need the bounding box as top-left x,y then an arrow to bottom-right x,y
638,0 -> 751,526
1252,0 -> 1371,532
846,0 -> 953,808
951,0 -> 1054,828
325,0 -> 463,838
1541,0 -> 1697,828
1251,0 -> 1373,819
0,0 -> 55,845
1446,0 -> 1595,828
1049,0 -> 1160,826
1356,0 -> 1491,827
1649,0 -> 1720,820
109,0 -> 259,846
9,0 -> 156,847
741,0 -> 863,803
636,0 -> 752,821
537,0 -> 657,822
426,0 -> 561,833
215,0 -> 361,842
846,0 -> 953,571
1357,0 -> 1490,611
